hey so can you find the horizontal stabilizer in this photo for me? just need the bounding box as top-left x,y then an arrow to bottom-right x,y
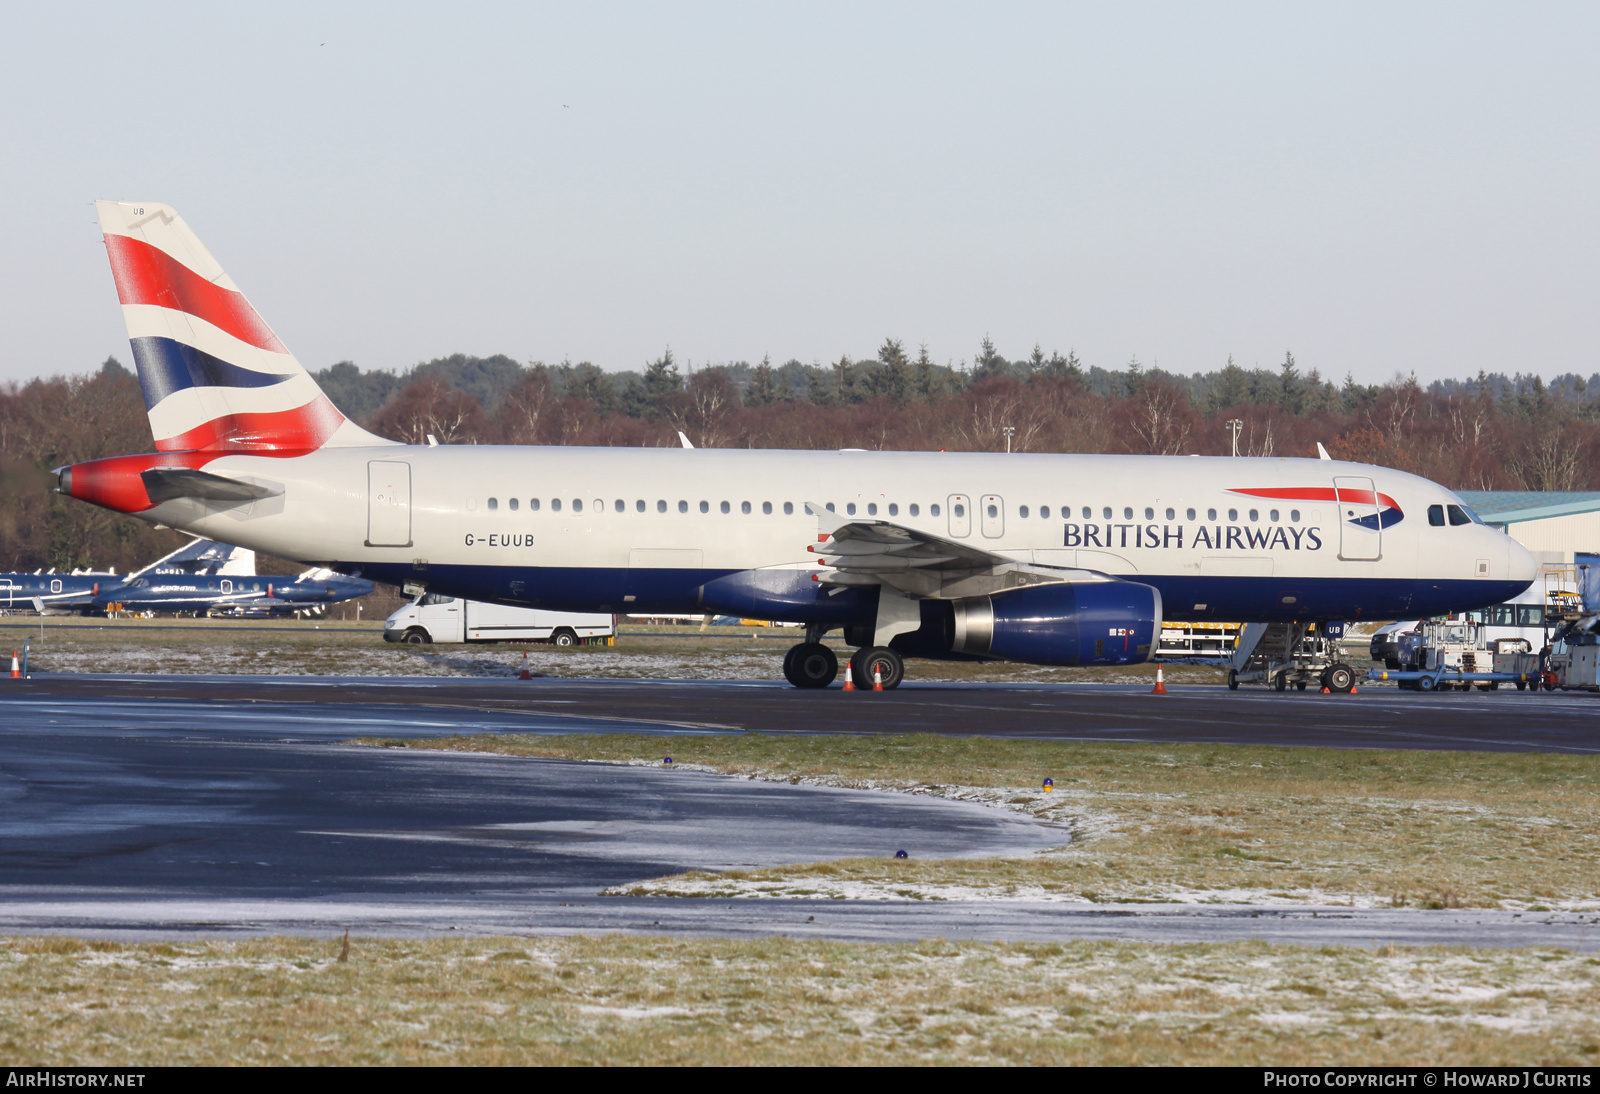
140,467 -> 282,505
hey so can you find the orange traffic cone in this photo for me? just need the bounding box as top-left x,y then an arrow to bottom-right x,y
842,662 -> 855,691
9,650 -> 18,680
1150,663 -> 1167,694
873,664 -> 884,691
518,652 -> 531,680
1320,686 -> 1331,694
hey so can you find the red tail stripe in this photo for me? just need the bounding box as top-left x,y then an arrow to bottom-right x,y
1229,486 -> 1399,509
155,395 -> 345,454
104,235 -> 289,355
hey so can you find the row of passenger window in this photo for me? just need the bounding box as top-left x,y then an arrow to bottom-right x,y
487,497 -> 800,515
483,497 -> 1306,523
480,499 -> 1305,524
1034,506 -> 1304,523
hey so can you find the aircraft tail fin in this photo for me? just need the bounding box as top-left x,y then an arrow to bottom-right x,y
94,201 -> 393,454
130,537 -> 246,578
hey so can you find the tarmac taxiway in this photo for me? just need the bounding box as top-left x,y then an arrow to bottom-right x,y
1,674 -> 1596,946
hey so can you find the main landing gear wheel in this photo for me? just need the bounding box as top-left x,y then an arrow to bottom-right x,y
849,646 -> 905,690
783,642 -> 838,689
1323,663 -> 1356,693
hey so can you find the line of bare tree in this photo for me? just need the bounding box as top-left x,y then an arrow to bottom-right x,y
4,344 -> 1598,572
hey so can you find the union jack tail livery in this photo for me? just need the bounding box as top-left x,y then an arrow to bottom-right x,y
95,201 -> 389,454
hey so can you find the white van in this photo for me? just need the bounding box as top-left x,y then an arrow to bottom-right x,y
384,594 -> 614,646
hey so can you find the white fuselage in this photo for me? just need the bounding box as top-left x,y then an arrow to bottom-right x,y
131,446 -> 1537,627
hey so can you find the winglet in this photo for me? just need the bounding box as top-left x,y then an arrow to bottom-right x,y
678,431 -> 695,449
1316,442 -> 1332,460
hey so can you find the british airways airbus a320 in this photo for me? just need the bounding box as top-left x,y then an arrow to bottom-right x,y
55,202 -> 1538,689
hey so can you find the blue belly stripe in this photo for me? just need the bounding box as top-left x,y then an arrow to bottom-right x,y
345,562 -> 1529,630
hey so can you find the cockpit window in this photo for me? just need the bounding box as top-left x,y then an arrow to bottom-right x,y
1428,504 -> 1446,527
1446,504 -> 1472,526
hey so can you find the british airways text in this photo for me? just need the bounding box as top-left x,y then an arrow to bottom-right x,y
1063,523 -> 1325,551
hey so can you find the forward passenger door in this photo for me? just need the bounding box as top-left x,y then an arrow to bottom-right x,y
1334,475 -> 1381,561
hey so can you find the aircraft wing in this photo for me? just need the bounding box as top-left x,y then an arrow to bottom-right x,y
804,502 -> 1115,599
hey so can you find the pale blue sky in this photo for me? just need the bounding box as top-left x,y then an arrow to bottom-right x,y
4,2 -> 1597,385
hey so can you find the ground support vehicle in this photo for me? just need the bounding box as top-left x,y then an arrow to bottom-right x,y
1379,620 -> 1543,691
1367,666 -> 1540,692
384,595 -> 614,645
1370,583 -> 1553,670
1227,621 -> 1359,693
1542,607 -> 1600,691
1549,633 -> 1600,691
1494,650 -> 1545,686
1157,622 -> 1240,659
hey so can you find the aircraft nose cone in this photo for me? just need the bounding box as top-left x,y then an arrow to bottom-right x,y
1507,535 -> 1538,586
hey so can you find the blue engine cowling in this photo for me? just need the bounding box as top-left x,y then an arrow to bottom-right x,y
947,580 -> 1163,666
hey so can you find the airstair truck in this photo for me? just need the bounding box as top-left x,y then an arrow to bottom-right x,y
384,594 -> 614,646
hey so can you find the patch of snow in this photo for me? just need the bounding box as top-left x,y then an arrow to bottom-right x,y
576,1004 -> 692,1020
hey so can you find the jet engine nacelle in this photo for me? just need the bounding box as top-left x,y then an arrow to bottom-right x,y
947,581 -> 1163,666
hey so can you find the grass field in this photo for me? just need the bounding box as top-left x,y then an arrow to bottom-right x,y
361,734 -> 1600,910
3,935 -> 1598,1065
5,617 -> 1231,683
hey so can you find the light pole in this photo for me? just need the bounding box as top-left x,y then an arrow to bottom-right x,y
1226,419 -> 1243,457
1002,426 -> 1016,454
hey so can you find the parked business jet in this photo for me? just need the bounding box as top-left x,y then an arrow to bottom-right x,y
0,535 -> 238,614
2,536 -> 370,617
55,201 -> 1538,687
97,562 -> 372,617
0,570 -> 104,614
